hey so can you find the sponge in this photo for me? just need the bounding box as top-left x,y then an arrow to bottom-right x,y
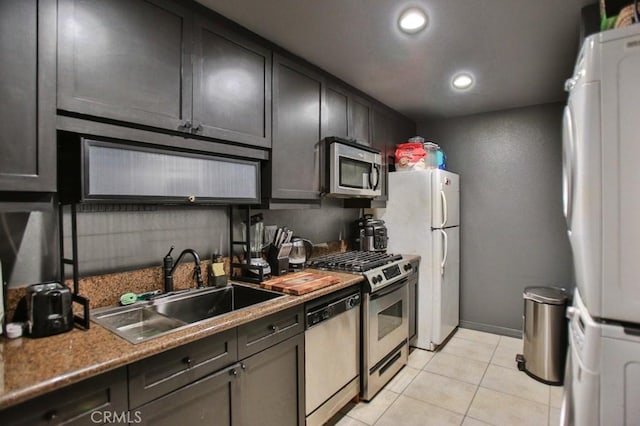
119,292 -> 138,306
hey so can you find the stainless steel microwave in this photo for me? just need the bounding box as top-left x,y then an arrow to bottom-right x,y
323,137 -> 382,198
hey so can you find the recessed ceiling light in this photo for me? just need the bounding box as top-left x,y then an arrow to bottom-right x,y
398,7 -> 428,34
452,73 -> 474,90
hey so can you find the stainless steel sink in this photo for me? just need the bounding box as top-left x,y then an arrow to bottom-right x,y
153,284 -> 284,324
92,284 -> 284,344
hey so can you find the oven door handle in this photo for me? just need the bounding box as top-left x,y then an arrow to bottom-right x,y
370,278 -> 409,300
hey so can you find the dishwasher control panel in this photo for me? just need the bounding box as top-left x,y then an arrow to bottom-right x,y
306,293 -> 360,328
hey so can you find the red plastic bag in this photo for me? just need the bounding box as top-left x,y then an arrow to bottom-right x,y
395,143 -> 426,171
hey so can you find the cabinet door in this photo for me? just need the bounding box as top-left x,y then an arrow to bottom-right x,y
0,368 -> 127,426
57,0 -> 192,132
270,54 -> 323,200
238,333 -> 305,426
193,17 -> 271,148
325,84 -> 349,138
137,363 -> 242,426
0,0 -> 56,192
349,95 -> 372,146
371,107 -> 394,202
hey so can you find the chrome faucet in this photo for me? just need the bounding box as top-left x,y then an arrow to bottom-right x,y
163,246 -> 204,293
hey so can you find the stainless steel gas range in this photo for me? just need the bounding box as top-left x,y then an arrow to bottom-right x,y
307,251 -> 418,400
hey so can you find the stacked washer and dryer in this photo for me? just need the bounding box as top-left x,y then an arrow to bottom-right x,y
561,25 -> 640,425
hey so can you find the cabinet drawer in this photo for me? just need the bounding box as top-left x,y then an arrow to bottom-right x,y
237,305 -> 304,359
0,367 -> 127,426
128,328 -> 237,408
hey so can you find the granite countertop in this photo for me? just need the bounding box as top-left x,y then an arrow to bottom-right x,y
0,270 -> 363,410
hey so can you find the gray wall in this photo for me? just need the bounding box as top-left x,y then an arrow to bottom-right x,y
419,103 -> 573,334
255,199 -> 358,244
2,201 -> 359,288
0,206 -> 59,288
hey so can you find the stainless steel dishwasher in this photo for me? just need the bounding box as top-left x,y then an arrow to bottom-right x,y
305,286 -> 361,426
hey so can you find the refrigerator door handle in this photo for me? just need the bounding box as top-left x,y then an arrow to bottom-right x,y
440,229 -> 448,275
440,190 -> 448,228
562,107 -> 575,236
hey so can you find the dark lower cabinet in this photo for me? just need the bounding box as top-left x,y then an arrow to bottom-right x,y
0,305 -> 307,426
137,363 -> 242,426
0,0 -> 56,192
128,328 -> 238,409
269,54 -> 324,201
0,368 -> 127,426
135,332 -> 304,426
238,333 -> 305,426
57,0 -> 193,132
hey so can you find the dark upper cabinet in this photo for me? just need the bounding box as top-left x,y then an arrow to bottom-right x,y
57,0 -> 274,149
349,95 -> 372,146
57,0 -> 192,133
0,0 -> 56,192
325,84 -> 349,139
371,107 -> 393,202
325,82 -> 372,147
192,17 -> 272,148
269,54 -> 324,201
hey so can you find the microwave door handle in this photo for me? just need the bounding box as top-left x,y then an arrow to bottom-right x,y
373,164 -> 381,190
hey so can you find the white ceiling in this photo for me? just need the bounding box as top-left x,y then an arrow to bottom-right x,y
196,0 -> 595,121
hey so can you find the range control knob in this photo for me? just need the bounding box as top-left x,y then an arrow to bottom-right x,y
377,274 -> 383,282
371,276 -> 378,284
404,264 -> 412,271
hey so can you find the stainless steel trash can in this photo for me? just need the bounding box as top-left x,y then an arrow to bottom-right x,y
516,286 -> 568,385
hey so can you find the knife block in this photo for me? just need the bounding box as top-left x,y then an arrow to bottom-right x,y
267,244 -> 290,276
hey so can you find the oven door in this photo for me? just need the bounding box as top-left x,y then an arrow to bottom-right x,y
329,141 -> 381,198
367,280 -> 409,366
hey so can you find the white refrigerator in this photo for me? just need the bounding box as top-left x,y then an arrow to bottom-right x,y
378,169 -> 460,351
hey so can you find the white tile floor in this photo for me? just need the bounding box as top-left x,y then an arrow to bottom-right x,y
327,328 -> 564,426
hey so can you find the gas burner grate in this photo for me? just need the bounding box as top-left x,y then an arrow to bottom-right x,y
307,251 -> 403,272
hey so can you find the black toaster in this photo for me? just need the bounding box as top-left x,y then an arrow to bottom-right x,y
26,282 -> 73,338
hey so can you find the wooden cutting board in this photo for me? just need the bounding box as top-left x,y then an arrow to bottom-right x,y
260,272 -> 340,295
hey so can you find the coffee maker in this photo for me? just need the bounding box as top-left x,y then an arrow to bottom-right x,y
352,214 -> 388,252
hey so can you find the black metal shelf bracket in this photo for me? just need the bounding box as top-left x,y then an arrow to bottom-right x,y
58,203 -> 91,330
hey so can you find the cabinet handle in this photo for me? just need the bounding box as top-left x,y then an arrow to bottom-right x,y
230,368 -> 238,376
182,120 -> 192,130
182,356 -> 192,367
44,410 -> 58,421
269,324 -> 278,333
192,123 -> 202,133
241,363 -> 246,370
